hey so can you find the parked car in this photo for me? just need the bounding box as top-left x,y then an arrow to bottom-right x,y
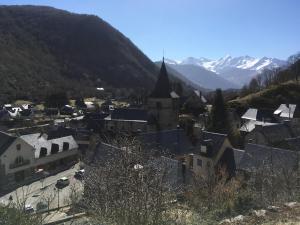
36,201 -> 48,213
74,169 -> 85,179
24,204 -> 34,214
56,177 -> 70,188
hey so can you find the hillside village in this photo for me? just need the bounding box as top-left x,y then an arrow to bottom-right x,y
0,59 -> 300,224
0,3 -> 300,225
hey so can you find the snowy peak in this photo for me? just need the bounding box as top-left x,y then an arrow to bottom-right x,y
168,55 -> 287,73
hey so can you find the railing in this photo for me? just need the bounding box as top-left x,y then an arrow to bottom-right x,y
9,159 -> 30,169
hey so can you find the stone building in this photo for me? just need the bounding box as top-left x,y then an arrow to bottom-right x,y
147,59 -> 180,131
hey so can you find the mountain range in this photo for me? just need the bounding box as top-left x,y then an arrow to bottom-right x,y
163,56 -> 287,89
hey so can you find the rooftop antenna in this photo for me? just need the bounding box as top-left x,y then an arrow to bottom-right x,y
163,49 -> 165,62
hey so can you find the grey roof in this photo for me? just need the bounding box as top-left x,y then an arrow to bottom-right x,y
139,129 -> 195,155
150,60 -> 172,98
21,133 -> 78,158
0,131 -> 16,156
233,148 -> 245,166
285,136 -> 300,151
242,108 -> 257,120
259,123 -> 294,142
201,131 -> 228,157
110,108 -> 148,121
242,108 -> 276,122
240,120 -> 276,133
238,143 -> 298,172
274,104 -> 299,118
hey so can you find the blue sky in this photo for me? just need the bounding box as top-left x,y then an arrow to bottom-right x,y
1,0 -> 299,61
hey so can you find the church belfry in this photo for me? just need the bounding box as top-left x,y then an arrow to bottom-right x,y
147,58 -> 179,131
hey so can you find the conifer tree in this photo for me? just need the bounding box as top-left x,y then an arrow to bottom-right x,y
208,89 -> 230,134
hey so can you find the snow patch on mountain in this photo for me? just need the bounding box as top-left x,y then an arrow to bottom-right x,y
166,55 -> 286,74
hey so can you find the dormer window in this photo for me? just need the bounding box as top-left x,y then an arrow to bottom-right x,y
40,147 -> 47,158
63,142 -> 69,151
51,143 -> 59,154
16,144 -> 21,151
197,159 -> 203,167
15,156 -> 24,165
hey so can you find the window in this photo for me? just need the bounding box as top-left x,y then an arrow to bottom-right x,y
156,102 -> 162,109
207,161 -> 211,168
50,143 -> 59,155
40,147 -> 47,158
15,156 -> 24,165
197,159 -> 202,167
16,144 -> 21,151
63,142 -> 69,151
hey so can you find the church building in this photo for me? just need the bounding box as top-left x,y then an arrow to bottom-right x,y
147,59 -> 180,131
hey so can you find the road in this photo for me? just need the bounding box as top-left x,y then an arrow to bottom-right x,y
0,164 -> 84,212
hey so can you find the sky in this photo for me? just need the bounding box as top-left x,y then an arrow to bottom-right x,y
0,0 -> 299,61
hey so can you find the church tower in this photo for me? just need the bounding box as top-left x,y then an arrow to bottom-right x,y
147,59 -> 179,131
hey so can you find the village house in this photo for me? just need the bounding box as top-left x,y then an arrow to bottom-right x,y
234,143 -> 300,175
243,123 -> 294,147
85,142 -> 184,189
0,131 -> 78,191
240,108 -> 277,133
274,104 -> 300,136
103,108 -> 148,133
140,129 -> 235,180
182,90 -> 207,116
184,131 -> 236,179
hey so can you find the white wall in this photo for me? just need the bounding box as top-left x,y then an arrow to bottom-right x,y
0,138 -> 35,175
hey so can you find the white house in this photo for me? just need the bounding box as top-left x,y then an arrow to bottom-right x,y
0,131 -> 78,190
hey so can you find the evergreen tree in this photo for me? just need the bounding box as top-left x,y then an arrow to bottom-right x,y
208,89 -> 230,134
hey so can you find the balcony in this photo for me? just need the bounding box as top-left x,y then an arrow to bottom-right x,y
9,159 -> 30,169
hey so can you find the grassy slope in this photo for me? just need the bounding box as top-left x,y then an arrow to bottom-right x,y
228,81 -> 300,110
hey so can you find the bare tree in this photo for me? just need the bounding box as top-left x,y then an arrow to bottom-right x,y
82,138 -> 183,225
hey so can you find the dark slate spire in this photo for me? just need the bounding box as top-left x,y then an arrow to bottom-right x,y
150,58 -> 171,98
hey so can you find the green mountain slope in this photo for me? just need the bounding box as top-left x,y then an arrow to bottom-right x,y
0,5 -> 163,103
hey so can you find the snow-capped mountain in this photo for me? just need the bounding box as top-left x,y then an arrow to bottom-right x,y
166,55 -> 287,86
174,55 -> 286,73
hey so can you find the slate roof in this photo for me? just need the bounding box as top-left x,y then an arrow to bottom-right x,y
21,133 -> 78,158
242,108 -> 276,122
150,59 -> 172,98
240,120 -> 276,132
0,131 -> 16,156
109,108 -> 148,121
201,131 -> 228,157
139,129 -> 195,155
259,123 -> 294,141
285,136 -> 300,151
237,143 -> 298,172
47,126 -> 76,140
274,104 -> 299,118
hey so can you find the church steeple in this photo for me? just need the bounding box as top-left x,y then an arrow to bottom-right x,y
150,58 -> 171,98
